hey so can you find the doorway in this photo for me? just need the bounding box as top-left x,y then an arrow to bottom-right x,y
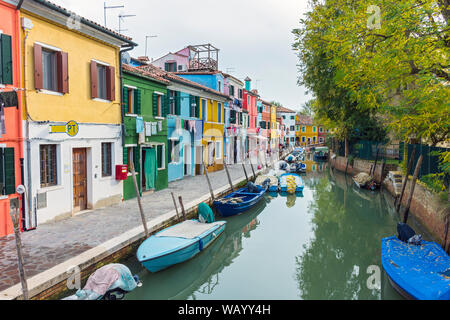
184,145 -> 191,176
142,147 -> 157,191
73,148 -> 87,212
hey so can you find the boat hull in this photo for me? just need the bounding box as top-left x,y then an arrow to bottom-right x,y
213,187 -> 265,217
139,223 -> 226,273
381,236 -> 450,300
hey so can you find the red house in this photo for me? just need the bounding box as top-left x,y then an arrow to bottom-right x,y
0,0 -> 23,237
242,77 -> 259,159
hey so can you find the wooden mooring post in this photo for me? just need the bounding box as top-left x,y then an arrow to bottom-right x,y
403,155 -> 423,223
129,149 -> 149,238
178,196 -> 187,221
203,161 -> 215,202
10,206 -> 29,300
242,162 -> 249,183
395,146 -> 416,212
224,162 -> 234,191
171,192 -> 180,219
371,148 -> 380,177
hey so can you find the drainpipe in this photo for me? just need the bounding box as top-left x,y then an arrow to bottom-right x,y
16,0 -> 24,10
119,44 -> 135,147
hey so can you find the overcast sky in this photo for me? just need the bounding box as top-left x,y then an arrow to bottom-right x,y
55,0 -> 313,110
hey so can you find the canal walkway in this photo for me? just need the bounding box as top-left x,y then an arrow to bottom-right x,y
0,161 -> 271,299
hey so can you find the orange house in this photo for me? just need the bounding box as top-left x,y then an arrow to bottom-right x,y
0,0 -> 23,237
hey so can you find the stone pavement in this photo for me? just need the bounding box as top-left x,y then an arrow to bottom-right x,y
0,162 -> 269,293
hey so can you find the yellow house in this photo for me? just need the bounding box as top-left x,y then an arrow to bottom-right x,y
200,95 -> 228,173
296,115 -> 319,146
270,103 -> 278,150
18,0 -> 136,226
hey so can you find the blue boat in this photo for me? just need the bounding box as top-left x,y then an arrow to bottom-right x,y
279,173 -> 304,193
381,236 -> 450,300
137,219 -> 226,273
213,185 -> 266,217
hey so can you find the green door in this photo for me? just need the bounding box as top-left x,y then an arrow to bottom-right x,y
144,148 -> 157,190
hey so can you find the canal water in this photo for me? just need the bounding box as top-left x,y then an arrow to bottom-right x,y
124,163 -> 429,300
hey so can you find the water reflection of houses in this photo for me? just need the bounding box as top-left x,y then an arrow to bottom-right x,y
129,200 -> 266,300
302,154 -> 328,173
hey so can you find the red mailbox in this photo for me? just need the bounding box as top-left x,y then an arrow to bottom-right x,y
115,165 -> 128,180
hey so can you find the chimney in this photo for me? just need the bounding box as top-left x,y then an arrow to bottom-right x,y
137,56 -> 150,64
244,76 -> 251,91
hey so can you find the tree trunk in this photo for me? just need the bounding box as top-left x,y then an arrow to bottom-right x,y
344,137 -> 349,158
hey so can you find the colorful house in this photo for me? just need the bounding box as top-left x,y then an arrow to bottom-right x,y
0,0 -> 23,236
260,99 -> 271,152
19,0 -> 136,226
223,72 -> 245,165
296,115 -> 320,146
121,65 -> 169,200
137,64 -> 205,181
277,106 -> 296,147
243,77 -> 259,161
270,103 -> 278,151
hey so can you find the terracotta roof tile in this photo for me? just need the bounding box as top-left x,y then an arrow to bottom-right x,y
296,115 -> 314,125
276,106 -> 296,113
122,64 -> 170,84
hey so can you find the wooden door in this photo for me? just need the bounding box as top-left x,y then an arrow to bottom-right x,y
73,148 -> 87,212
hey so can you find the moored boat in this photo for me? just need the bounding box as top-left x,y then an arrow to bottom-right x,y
213,184 -> 266,217
255,175 -> 279,192
381,236 -> 450,300
137,206 -> 226,272
279,173 -> 304,193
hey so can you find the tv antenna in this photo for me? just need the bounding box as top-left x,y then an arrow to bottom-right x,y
103,2 -> 124,27
117,13 -> 136,34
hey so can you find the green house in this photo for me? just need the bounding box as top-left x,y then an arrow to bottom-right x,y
122,65 -> 170,200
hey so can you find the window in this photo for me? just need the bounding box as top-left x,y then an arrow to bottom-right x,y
290,125 -> 295,131
90,60 -> 114,100
282,115 -> 286,119
0,148 -> 15,196
218,81 -> 222,92
218,103 -> 222,123
238,89 -> 243,99
291,116 -> 295,120
97,64 -> 107,100
215,141 -> 222,159
125,87 -> 135,114
291,137 -> 295,142
0,33 -> 13,85
313,126 -> 317,132
319,126 -> 323,133
302,136 -> 305,142
313,136 -> 316,143
319,137 -> 324,143
302,126 -> 306,133
201,99 -> 207,120
156,144 -> 165,170
101,143 -> 112,177
169,140 -> 180,163
40,145 -> 57,187
296,125 -> 300,131
34,44 -> 69,93
255,117 -> 257,128
230,85 -> 235,97
156,95 -> 162,117
247,96 -> 251,106
164,62 -> 177,72
169,90 -> 176,115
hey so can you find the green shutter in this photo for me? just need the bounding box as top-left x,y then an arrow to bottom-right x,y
157,145 -> 163,169
122,87 -> 129,114
123,147 -> 128,165
164,63 -> 169,71
134,89 -> 141,115
133,147 -> 140,173
168,140 -> 172,163
0,150 -> 3,195
175,91 -> 181,116
1,34 -> 13,85
152,93 -> 158,117
162,94 -> 167,117
4,148 -> 15,195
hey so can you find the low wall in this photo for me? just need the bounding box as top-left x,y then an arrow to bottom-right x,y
330,155 -> 449,252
